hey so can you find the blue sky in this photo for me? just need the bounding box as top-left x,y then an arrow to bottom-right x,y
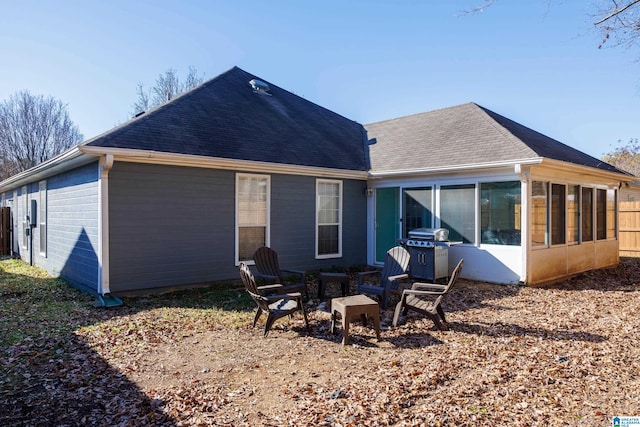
1,0 -> 638,159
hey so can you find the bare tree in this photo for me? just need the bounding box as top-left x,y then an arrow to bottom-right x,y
602,138 -> 640,176
0,91 -> 83,180
132,66 -> 204,116
464,1 -> 640,50
594,0 -> 640,49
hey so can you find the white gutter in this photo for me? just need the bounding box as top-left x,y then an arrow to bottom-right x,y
97,154 -> 114,295
79,146 -> 369,180
0,146 -> 94,191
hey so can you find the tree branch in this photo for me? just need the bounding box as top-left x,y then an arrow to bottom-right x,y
594,0 -> 640,25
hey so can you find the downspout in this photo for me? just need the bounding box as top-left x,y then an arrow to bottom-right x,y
96,155 -> 121,307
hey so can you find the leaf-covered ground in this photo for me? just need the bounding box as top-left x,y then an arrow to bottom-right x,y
1,257 -> 639,426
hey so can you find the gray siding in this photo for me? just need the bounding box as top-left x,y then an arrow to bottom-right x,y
43,162 -> 100,294
108,162 -> 367,294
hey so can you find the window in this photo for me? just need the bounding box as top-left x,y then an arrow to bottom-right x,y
480,181 -> 521,245
551,184 -> 566,245
567,185 -> 579,244
22,186 -> 28,249
581,187 -> 593,241
596,189 -> 607,240
440,184 -> 475,244
236,174 -> 269,263
607,189 -> 616,239
316,179 -> 342,258
531,181 -> 548,246
39,181 -> 47,256
403,187 -> 432,237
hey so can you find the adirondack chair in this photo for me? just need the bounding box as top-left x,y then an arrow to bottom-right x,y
392,258 -> 464,330
252,246 -> 308,298
357,246 -> 410,310
239,262 -> 309,336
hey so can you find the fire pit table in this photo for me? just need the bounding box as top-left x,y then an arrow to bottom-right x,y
330,294 -> 381,345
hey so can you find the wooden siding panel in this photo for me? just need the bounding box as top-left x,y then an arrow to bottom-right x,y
108,163 -> 367,294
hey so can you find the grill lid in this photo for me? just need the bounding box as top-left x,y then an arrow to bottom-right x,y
408,228 -> 449,241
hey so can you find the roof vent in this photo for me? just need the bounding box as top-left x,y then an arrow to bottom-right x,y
250,79 -> 271,95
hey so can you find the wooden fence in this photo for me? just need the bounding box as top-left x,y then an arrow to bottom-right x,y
619,201 -> 640,257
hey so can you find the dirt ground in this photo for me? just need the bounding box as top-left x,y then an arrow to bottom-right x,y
3,259 -> 640,426
82,260 -> 640,426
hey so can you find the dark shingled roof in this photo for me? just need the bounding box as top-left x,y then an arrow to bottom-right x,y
365,102 -> 627,175
85,66 -> 368,171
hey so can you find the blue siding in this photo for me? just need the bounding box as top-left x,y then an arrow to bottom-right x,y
108,162 -> 367,294
44,162 -> 100,294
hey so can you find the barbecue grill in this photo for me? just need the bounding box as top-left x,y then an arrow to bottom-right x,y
402,228 -> 449,281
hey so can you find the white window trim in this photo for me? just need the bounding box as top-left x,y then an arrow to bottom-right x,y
315,178 -> 343,259
235,173 -> 270,265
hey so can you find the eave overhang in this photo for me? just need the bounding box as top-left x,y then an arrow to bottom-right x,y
367,157 -> 634,184
367,158 -> 544,179
78,146 -> 369,180
0,147 -> 95,192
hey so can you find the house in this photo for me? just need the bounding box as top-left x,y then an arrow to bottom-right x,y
0,67 -> 370,301
365,103 -> 632,284
0,67 -> 632,302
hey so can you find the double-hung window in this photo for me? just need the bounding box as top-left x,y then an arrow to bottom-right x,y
236,174 -> 269,263
316,179 -> 342,258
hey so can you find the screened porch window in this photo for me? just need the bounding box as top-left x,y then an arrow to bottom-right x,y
607,189 -> 616,239
531,181 -> 548,246
551,184 -> 566,245
236,174 -> 269,263
596,189 -> 607,240
316,179 -> 342,258
582,187 -> 593,241
440,184 -> 475,244
567,185 -> 579,244
480,181 -> 521,245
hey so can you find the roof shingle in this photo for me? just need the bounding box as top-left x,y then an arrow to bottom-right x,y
85,67 -> 368,171
365,102 -> 626,175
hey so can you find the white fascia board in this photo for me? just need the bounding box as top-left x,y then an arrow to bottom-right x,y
78,146 -> 369,180
537,158 -> 635,183
368,158 -> 544,179
0,147 -> 95,192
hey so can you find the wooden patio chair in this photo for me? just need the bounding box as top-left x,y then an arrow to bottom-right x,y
252,246 -> 308,298
239,262 -> 309,336
357,245 -> 410,310
392,258 -> 464,330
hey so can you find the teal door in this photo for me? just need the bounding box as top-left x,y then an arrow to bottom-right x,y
375,187 -> 400,263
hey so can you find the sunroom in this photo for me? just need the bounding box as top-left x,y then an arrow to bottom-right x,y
364,103 -> 631,285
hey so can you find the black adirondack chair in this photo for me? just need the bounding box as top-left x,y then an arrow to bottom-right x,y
252,246 -> 308,298
239,262 -> 309,336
